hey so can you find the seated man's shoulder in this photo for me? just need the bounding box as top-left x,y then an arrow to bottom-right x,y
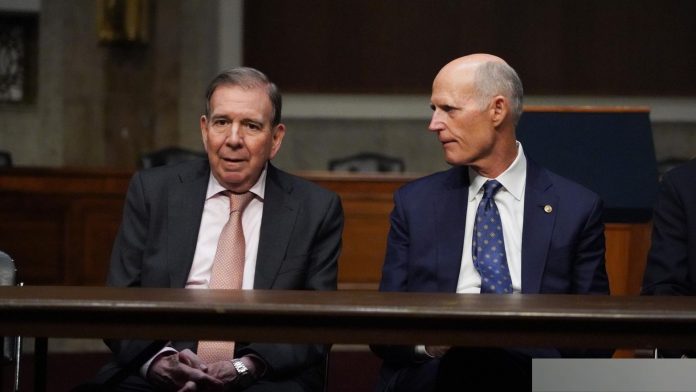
274,168 -> 339,201
664,158 -> 696,184
137,158 -> 208,181
542,167 -> 600,204
398,166 -> 462,197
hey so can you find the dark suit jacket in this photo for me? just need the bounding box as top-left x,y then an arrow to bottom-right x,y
372,160 -> 608,388
643,158 -> 696,296
103,159 -> 343,390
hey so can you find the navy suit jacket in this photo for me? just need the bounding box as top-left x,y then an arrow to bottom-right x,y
643,158 -> 696,295
373,160 -> 608,374
102,159 -> 343,389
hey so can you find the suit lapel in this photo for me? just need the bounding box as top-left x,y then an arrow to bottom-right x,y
435,167 -> 469,292
254,165 -> 299,289
168,161 -> 209,288
521,161 -> 557,293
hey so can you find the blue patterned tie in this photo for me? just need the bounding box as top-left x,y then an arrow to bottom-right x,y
472,180 -> 513,294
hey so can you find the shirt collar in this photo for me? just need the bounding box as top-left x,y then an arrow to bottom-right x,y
206,163 -> 267,201
468,141 -> 527,201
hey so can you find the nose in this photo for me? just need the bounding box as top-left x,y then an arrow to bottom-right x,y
428,111 -> 443,133
226,124 -> 243,147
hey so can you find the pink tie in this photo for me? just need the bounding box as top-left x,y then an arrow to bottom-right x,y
197,191 -> 254,364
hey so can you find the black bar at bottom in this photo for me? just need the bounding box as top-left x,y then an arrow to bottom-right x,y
34,337 -> 47,392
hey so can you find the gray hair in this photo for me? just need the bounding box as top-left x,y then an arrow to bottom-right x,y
204,67 -> 282,126
473,61 -> 524,126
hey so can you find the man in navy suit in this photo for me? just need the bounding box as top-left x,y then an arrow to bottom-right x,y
643,160 -> 696,281
371,54 -> 609,391
642,158 -> 696,357
96,68 -> 343,391
643,158 -> 696,296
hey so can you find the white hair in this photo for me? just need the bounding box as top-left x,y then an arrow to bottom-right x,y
473,61 -> 524,125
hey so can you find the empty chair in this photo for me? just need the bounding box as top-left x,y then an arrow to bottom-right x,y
0,251 -> 20,392
139,147 -> 206,169
328,152 -> 405,173
0,151 -> 12,168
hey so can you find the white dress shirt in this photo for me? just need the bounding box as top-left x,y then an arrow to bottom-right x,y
141,165 -> 268,375
456,142 -> 527,294
186,166 -> 266,290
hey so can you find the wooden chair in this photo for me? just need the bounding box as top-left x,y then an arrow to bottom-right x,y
329,152 -> 405,173
0,151 -> 12,168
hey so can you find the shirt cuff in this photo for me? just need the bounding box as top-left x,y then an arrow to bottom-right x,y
415,345 -> 434,359
241,353 -> 268,378
140,346 -> 178,378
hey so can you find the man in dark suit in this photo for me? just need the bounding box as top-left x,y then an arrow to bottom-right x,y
642,158 -> 696,358
643,158 -> 696,295
371,54 -> 608,391
98,67 -> 343,391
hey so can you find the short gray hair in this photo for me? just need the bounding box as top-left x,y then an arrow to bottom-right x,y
473,61 -> 524,126
204,67 -> 282,126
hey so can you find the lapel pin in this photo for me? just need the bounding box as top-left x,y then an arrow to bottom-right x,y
543,205 -> 553,214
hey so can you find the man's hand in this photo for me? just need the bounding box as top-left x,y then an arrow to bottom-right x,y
146,350 -> 223,391
178,349 -> 209,373
205,360 -> 239,385
206,356 -> 261,389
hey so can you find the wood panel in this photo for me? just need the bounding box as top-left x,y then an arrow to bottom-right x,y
65,198 -> 124,285
605,223 -> 652,295
245,0 -> 696,95
338,194 -> 392,287
0,168 -> 129,285
0,193 -> 67,284
301,172 -> 406,289
2,287 -> 696,349
0,168 -> 651,294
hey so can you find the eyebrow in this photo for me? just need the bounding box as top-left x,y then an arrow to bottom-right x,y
210,114 -> 265,124
431,102 -> 458,111
241,118 -> 264,127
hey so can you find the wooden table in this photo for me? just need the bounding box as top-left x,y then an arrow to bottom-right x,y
1,286 -> 694,349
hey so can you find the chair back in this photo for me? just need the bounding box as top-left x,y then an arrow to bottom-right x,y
329,152 -> 405,173
0,151 -> 12,168
139,147 -> 206,169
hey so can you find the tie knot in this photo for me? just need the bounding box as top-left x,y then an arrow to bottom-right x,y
482,180 -> 503,200
228,191 -> 254,213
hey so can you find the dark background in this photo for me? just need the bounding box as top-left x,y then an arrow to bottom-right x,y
245,0 -> 696,95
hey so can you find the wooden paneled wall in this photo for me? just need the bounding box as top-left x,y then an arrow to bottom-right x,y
0,168 -> 130,285
0,168 -> 649,294
245,0 -> 696,95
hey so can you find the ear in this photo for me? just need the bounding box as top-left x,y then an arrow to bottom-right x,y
490,95 -> 508,128
269,123 -> 286,160
200,115 -> 209,152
